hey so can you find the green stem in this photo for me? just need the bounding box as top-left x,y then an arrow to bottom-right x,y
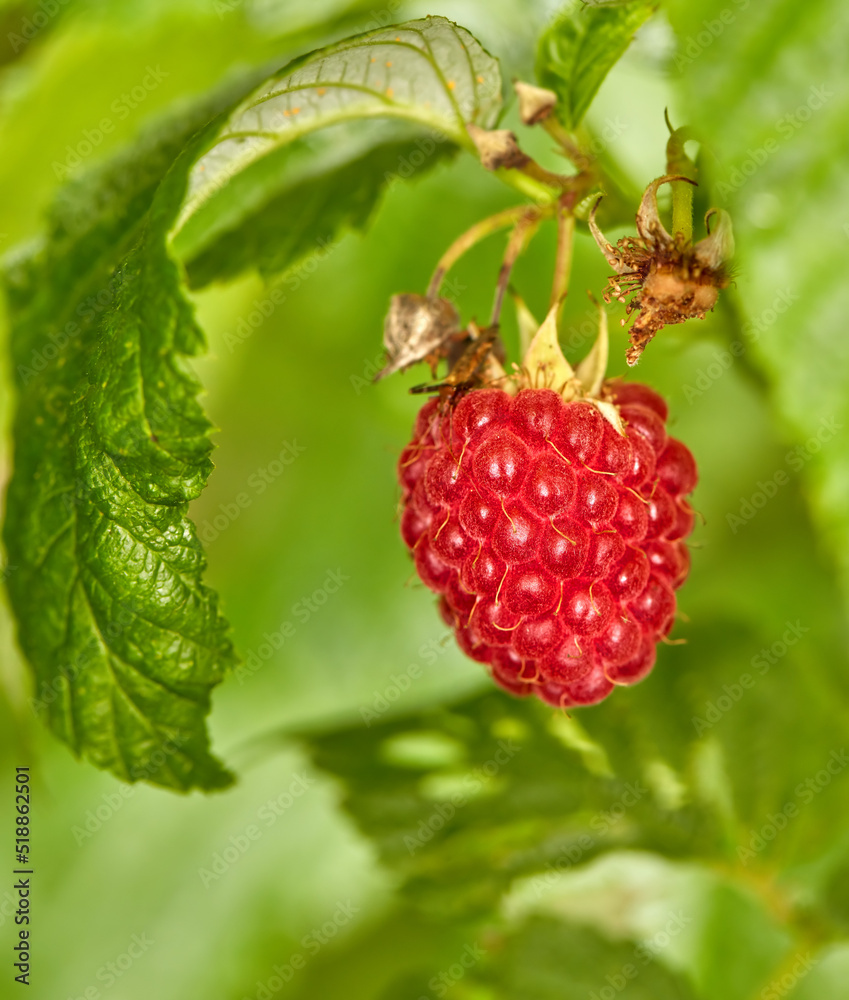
491,214 -> 543,325
549,207 -> 575,313
427,204 -> 550,298
493,165 -> 560,205
520,158 -> 574,192
671,178 -> 694,243
666,121 -> 698,242
542,117 -> 590,170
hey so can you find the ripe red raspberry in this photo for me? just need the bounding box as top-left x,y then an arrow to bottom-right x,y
397,382 -> 697,708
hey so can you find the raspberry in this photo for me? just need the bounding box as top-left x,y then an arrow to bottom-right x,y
397,381 -> 697,708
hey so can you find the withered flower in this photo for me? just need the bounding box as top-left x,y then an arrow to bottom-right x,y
590,175 -> 735,366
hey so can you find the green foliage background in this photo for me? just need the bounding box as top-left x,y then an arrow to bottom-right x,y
1,0 -> 848,997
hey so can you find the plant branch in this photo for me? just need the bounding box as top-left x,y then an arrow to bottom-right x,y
671,180 -> 694,243
493,166 -> 560,204
666,114 -> 698,243
549,206 -> 576,313
542,117 -> 591,171
428,205 -> 549,299
491,213 -> 542,326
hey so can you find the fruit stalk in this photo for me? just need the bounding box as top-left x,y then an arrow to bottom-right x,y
427,205 -> 548,301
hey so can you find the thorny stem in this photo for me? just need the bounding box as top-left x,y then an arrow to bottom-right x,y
491,213 -> 543,326
549,206 -> 575,313
428,204 -> 551,299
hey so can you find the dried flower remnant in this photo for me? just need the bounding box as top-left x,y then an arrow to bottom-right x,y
513,80 -> 558,126
465,123 -> 530,172
590,175 -> 735,366
375,294 -> 462,381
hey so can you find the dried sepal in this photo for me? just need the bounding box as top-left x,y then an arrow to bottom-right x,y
513,80 -> 558,125
466,124 -> 529,171
588,198 -> 627,274
376,293 -> 461,380
695,208 -> 735,269
635,174 -> 691,244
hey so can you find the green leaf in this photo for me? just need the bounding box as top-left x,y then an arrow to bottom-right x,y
690,881 -> 791,1000
175,15 -> 502,240
298,690 -> 716,918
471,915 -> 701,1000
536,1 -> 656,130
782,944 -> 849,1000
179,126 -> 456,288
2,17 -> 499,791
664,0 -> 849,603
3,100 -> 240,791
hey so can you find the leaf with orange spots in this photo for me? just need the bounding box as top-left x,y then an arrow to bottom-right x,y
177,16 -> 502,234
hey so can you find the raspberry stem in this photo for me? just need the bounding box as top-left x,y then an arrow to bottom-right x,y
665,113 -> 698,243
492,165 -> 560,204
670,177 -> 694,244
549,207 -> 575,313
542,116 -> 591,171
491,214 -> 543,325
427,205 -> 550,299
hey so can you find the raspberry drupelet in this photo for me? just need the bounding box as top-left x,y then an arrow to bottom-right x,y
398,371 -> 697,709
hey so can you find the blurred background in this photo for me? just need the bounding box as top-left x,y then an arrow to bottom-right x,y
1,0 -> 848,997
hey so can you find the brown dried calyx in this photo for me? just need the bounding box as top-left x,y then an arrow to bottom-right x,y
465,123 -> 530,172
406,295 -> 626,435
590,175 -> 735,366
513,80 -> 558,125
375,293 -> 462,381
